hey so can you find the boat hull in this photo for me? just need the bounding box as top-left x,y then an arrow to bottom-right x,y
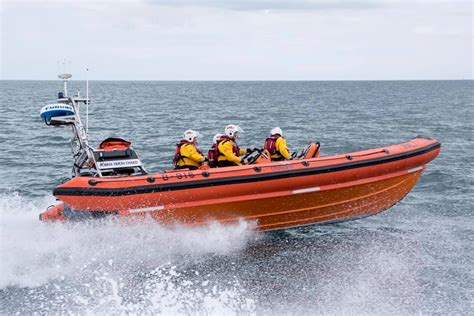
42,137 -> 440,230
150,168 -> 423,231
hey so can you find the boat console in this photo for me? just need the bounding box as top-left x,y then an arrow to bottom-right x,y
92,146 -> 146,177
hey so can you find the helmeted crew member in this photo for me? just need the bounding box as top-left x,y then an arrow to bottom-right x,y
217,124 -> 249,167
173,130 -> 206,170
208,133 -> 225,168
264,127 -> 292,161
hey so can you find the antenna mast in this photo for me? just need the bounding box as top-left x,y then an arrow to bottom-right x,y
86,68 -> 90,135
58,60 -> 72,97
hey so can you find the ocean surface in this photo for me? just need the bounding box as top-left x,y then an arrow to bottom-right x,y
0,80 -> 472,314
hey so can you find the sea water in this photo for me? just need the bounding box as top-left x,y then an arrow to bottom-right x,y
0,80 -> 472,314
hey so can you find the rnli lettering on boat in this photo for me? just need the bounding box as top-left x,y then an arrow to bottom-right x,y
97,159 -> 141,169
271,163 -> 294,172
400,141 -> 417,149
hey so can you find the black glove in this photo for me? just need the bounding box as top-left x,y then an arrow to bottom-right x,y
246,148 -> 253,154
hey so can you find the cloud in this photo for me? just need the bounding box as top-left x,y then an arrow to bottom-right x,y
146,0 -> 383,11
1,0 -> 472,79
145,0 -> 473,12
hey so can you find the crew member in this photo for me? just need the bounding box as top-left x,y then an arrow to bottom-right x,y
208,133 -> 224,168
264,127 -> 292,161
173,130 -> 206,170
217,124 -> 249,167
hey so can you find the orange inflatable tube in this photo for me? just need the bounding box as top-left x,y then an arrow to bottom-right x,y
302,142 -> 320,159
41,136 -> 440,231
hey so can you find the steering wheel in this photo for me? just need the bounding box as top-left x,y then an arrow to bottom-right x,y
241,148 -> 262,165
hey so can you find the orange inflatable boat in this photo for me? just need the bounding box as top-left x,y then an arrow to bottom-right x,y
41,136 -> 440,231
39,75 -> 440,230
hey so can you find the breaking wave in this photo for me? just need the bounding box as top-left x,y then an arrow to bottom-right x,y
0,193 -> 257,314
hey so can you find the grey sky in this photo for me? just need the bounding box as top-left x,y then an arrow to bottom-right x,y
1,0 -> 472,80
145,0 -> 382,11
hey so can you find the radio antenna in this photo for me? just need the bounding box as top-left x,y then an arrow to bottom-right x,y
86,68 -> 90,135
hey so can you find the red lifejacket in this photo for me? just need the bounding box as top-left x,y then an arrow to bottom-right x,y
173,140 -> 203,166
207,144 -> 219,167
264,135 -> 282,155
217,136 -> 240,158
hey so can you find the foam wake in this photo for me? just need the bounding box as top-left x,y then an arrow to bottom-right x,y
0,193 -> 256,314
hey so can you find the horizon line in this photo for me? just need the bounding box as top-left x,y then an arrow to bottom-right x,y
1,78 -> 473,82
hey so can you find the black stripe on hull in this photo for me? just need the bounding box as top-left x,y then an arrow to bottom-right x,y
54,142 -> 440,197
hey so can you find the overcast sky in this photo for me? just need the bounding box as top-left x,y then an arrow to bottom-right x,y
1,0 -> 472,80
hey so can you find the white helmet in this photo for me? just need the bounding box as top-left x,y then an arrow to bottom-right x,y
183,130 -> 200,143
213,133 -> 224,144
224,124 -> 243,139
271,127 -> 283,136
